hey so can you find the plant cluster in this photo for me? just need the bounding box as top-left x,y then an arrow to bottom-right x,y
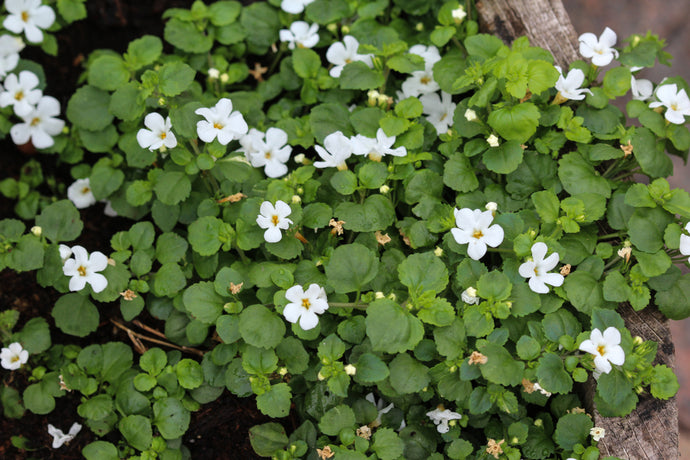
1,0 -> 689,459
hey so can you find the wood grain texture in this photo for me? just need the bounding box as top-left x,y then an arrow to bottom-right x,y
476,1 -> 679,458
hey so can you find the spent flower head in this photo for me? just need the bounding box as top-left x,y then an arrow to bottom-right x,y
47,423 -> 82,448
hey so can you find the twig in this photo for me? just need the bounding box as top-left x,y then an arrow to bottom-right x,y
110,319 -> 204,357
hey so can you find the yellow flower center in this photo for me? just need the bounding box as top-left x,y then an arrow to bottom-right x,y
14,90 -> 24,101
21,11 -> 29,22
30,117 -> 40,126
159,132 -> 167,140
78,266 -> 87,277
671,103 -> 679,111
420,76 -> 431,85
301,298 -> 311,309
472,229 -> 483,239
213,122 -> 224,130
597,344 -> 606,356
10,355 -> 19,363
345,58 -> 352,64
82,187 -> 90,194
264,150 -> 272,159
271,214 -> 280,225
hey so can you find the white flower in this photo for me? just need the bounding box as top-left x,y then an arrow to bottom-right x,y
283,283 -> 329,330
326,35 -> 373,78
486,134 -> 500,147
401,69 -> 440,98
578,27 -> 619,67
450,208 -> 504,260
67,178 -> 96,209
246,127 -> 291,178
518,242 -> 564,294
0,70 -> 43,116
365,393 -> 403,429
680,222 -> 690,263
136,112 -> 177,151
420,91 -> 456,134
279,21 -> 319,50
461,287 -> 479,305
464,108 -> 477,122
0,35 -> 24,78
579,327 -> 625,376
533,382 -> 552,397
195,98 -> 248,145
426,406 -> 462,434
9,95 -> 64,149
351,128 -> 406,160
451,6 -> 467,23
1,342 -> 28,370
649,84 -> 690,125
630,76 -> 653,101
47,423 -> 82,448
554,66 -> 592,101
239,128 -> 265,160
590,426 -> 606,442
3,0 -> 55,43
62,245 -> 109,293
58,244 -> 72,262
313,131 -> 352,170
409,44 -> 441,69
208,67 -> 220,79
280,0 -> 315,14
256,200 -> 293,243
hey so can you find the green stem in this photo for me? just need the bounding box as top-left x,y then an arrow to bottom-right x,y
598,231 -> 625,241
328,302 -> 368,310
236,247 -> 250,264
487,247 -> 514,254
603,257 -> 622,271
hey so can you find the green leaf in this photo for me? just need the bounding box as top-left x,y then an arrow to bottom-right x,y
319,405 -> 356,436
310,103 -> 352,143
603,67 -> 632,98
388,353 -> 429,394
124,35 -> 163,70
602,271 -> 631,302
305,0 -> 350,23
154,171 -> 192,205
634,249 -> 671,278
52,294 -> 99,337
152,263 -> 187,297
240,3 -> 279,52
78,394 -> 112,420
464,34 -> 504,60
110,82 -> 145,121
239,304 -> 286,349
542,309 -> 581,343
632,127 -> 673,178
372,428 -> 405,460
527,60 -> 559,95
339,61 -> 385,90
140,348 -> 167,376
82,441 -> 119,460
477,271 -> 512,301
487,103 -> 540,143
188,216 -> 225,256
398,252 -> 448,295
355,353 -> 389,383
558,152 -> 611,198
153,398 -> 190,439
335,195 -> 395,232
23,383 -> 55,414
330,170 -> 358,195
57,0 -> 87,21
366,299 -> 424,353
483,140 -> 524,174
119,415 -> 152,451
628,207 -> 672,253
249,423 -> 289,457
159,61 -> 197,96
66,85 -> 113,131
183,282 -> 225,325
35,200 -> 82,243
292,48 -> 321,79
444,154 -> 479,192
563,271 -> 605,313
164,18 -> 213,53
88,55 -> 129,91
325,243 -> 379,294
532,189 -> 560,223
176,358 -> 204,389
650,364 -> 679,399
656,273 -> 690,320
208,1 -> 241,26
536,353 -> 572,394
554,413 -> 592,450
478,341 -> 524,386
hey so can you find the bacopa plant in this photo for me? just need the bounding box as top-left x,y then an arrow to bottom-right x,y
0,0 -> 689,458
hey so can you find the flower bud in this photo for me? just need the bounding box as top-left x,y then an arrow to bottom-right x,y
485,201 -> 498,213
464,109 -> 477,121
294,153 -> 305,164
291,195 -> 301,204
487,134 -> 500,147
30,226 -> 41,237
452,6 -> 467,23
633,336 -> 644,346
278,367 -> 288,376
158,97 -> 166,106
317,371 -> 325,381
220,73 -> 229,83
415,22 -> 424,31
326,23 -> 338,34
208,68 -> 220,79
341,25 -> 350,34
379,184 -> 390,194
434,246 -> 443,257
375,291 -> 385,299
344,364 -> 356,375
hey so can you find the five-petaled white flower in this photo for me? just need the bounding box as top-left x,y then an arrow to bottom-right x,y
590,426 -> 606,442
256,200 -> 293,243
420,91 -> 456,135
1,342 -> 28,370
136,112 -> 177,151
326,35 -> 373,78
195,98 -> 248,145
519,242 -> 564,293
679,222 -> 690,263
409,44 -> 441,69
67,178 -> 96,209
451,208 -> 504,260
649,83 -> 690,125
630,76 -> 654,101
401,69 -> 440,98
62,245 -> 109,293
48,423 -> 82,448
578,27 -> 619,67
10,95 -> 64,149
245,127 -> 292,178
279,21 -> 319,50
461,287 -> 479,305
283,283 -> 329,330
554,66 -> 592,101
426,406 -> 462,434
313,131 -> 352,169
0,70 -> 43,116
3,0 -> 56,43
351,128 -> 406,160
280,0 -> 315,14
0,35 -> 24,78
579,327 -> 625,376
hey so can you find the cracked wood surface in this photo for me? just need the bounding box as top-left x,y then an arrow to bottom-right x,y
476,1 -> 679,458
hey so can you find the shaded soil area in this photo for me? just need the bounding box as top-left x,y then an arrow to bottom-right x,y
1,1 -> 268,459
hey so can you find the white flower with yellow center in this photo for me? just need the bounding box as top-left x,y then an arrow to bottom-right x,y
426,405 -> 462,434
0,35 -> 25,78
0,70 -> 42,116
578,27 -> 619,67
283,283 -> 329,330
649,83 -> 690,125
579,327 -> 625,376
313,131 -> 352,170
590,426 -> 606,442
256,200 -> 293,243
9,95 -> 64,149
195,98 -> 248,145
279,21 -> 319,50
67,178 -> 96,209
245,127 -> 292,178
48,423 -> 82,448
518,242 -> 564,294
62,245 -> 109,293
450,208 -> 504,260
0,342 -> 28,370
136,112 -> 177,151
3,0 -> 55,44
326,35 -> 373,78
351,128 -> 406,161
554,66 -> 592,101
420,91 -> 456,135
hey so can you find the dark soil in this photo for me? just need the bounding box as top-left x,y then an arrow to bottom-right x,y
0,1 -> 269,458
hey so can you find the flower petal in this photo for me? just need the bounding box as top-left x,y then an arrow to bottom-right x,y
88,273 -> 108,293
602,327 -> 621,345
298,310 -> 319,330
283,303 -> 302,324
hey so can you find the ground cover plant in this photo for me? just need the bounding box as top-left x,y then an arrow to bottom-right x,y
1,0 -> 689,458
